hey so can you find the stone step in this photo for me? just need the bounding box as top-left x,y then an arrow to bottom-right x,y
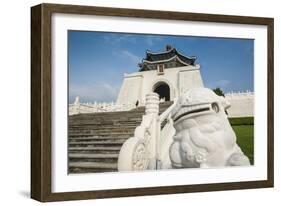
69,126 -> 135,130
70,128 -> 134,131
69,117 -> 142,121
69,153 -> 119,159
69,146 -> 121,151
69,168 -> 117,173
69,131 -> 133,135
68,134 -> 94,137
69,120 -> 141,124
69,141 -> 125,146
68,128 -> 136,132
69,127 -> 135,130
68,121 -> 141,127
69,136 -> 129,140
69,116 -> 143,122
69,115 -> 142,118
69,138 -> 128,143
69,153 -> 119,163
72,114 -> 144,117
70,123 -> 137,126
69,151 -> 119,154
69,134 -> 130,138
69,120 -> 141,125
71,110 -> 144,116
71,123 -> 137,126
69,132 -> 133,137
69,130 -> 135,133
69,162 -> 117,170
69,146 -> 121,154
69,130 -> 135,137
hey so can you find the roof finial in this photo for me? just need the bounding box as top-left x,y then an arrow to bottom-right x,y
166,44 -> 173,51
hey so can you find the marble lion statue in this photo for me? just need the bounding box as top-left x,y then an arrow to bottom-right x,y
169,88 -> 250,168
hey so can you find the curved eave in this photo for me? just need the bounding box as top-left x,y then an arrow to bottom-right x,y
142,55 -> 191,66
175,49 -> 197,61
146,48 -> 196,61
146,47 -> 175,55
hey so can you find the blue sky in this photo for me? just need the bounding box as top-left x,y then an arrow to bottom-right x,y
68,31 -> 254,103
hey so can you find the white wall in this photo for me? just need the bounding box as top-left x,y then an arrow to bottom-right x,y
225,92 -> 254,117
116,73 -> 143,105
179,69 -> 204,96
117,65 -> 203,104
0,0 -> 280,206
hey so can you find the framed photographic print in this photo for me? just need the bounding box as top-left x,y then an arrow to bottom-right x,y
31,3 -> 274,202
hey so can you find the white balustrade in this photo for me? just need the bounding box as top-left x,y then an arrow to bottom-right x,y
225,91 -> 254,99
118,94 -> 178,171
156,98 -> 178,169
225,91 -> 254,117
118,93 -> 160,171
68,96 -> 140,115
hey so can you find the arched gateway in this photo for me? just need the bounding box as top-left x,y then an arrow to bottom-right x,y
153,82 -> 170,101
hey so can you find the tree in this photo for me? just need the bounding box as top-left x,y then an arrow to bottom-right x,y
213,87 -> 225,97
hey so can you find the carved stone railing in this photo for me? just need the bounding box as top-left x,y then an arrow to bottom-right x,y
69,100 -> 137,115
118,93 -> 178,171
118,93 -> 159,171
156,98 -> 178,169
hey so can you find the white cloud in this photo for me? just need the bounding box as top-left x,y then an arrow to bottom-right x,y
145,35 -> 163,46
120,50 -> 141,64
69,82 -> 120,103
104,34 -> 137,45
112,49 -> 141,65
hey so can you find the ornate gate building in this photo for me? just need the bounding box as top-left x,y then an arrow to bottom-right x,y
116,45 -> 204,105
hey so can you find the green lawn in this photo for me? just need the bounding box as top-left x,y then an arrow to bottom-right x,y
231,125 -> 254,165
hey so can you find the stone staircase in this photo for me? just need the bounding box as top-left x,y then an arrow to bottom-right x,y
68,101 -> 173,173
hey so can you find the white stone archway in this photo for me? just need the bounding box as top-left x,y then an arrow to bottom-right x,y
151,79 -> 175,101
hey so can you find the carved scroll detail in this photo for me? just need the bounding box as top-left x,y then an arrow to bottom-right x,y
118,93 -> 159,171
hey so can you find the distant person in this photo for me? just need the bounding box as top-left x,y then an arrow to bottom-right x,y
135,100 -> 139,108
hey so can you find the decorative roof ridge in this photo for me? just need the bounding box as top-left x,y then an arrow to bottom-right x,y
142,55 -> 190,66
146,47 -> 196,60
176,49 -> 197,60
146,47 -> 175,55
